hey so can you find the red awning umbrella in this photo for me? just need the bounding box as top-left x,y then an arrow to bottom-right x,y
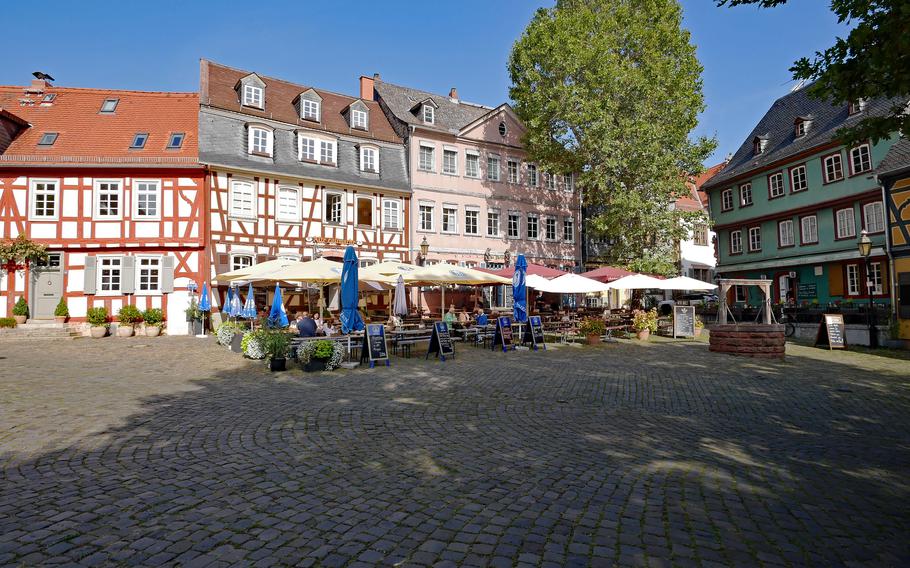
479,263 -> 569,279
580,265 -> 637,283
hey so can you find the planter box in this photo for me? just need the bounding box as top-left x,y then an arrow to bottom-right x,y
230,332 -> 244,353
188,320 -> 203,335
303,359 -> 328,372
269,357 -> 287,372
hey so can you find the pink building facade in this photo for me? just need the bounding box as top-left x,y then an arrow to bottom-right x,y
367,76 -> 581,271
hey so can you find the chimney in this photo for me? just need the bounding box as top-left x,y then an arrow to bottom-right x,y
29,71 -> 54,93
360,75 -> 375,101
449,87 -> 458,100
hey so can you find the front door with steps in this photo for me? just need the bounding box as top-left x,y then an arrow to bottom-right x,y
30,253 -> 63,320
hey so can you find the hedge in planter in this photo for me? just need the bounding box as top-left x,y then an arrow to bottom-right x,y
298,339 -> 344,371
54,299 -> 69,321
241,329 -> 267,359
12,298 -> 28,321
0,317 -> 16,328
87,307 -> 109,338
143,308 -> 164,336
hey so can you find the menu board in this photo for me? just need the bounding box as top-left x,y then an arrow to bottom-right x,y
673,305 -> 697,338
492,316 -> 514,352
797,283 -> 818,299
523,315 -> 546,350
815,314 -> 847,350
361,324 -> 390,367
426,321 -> 455,361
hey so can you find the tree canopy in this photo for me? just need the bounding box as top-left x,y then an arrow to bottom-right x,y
719,0 -> 910,143
509,0 -> 715,275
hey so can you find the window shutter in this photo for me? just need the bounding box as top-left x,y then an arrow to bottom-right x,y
161,256 -> 175,293
828,264 -> 844,297
881,262 -> 890,294
83,256 -> 97,295
121,256 -> 136,294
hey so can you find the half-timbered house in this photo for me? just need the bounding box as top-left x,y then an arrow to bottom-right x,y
198,60 -> 411,312
0,75 -> 204,335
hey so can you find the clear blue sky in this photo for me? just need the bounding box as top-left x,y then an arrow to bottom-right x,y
4,0 -> 849,166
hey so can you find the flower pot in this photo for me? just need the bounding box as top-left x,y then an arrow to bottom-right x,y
90,326 -> 107,339
694,327 -> 703,338
189,320 -> 203,336
117,324 -> 134,338
586,334 -> 601,345
269,357 -> 287,372
13,315 -> 26,325
636,329 -> 650,341
303,359 -> 328,372
231,332 -> 244,353
145,325 -> 161,337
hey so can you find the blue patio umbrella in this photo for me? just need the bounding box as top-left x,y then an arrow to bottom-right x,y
222,287 -> 234,316
512,254 -> 528,323
240,283 -> 257,319
197,283 -> 211,337
227,287 -> 242,318
267,283 -> 289,329
340,246 -> 365,334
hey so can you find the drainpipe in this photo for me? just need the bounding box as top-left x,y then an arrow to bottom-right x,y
875,173 -> 897,319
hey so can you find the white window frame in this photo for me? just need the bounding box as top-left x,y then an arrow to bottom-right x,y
846,264 -> 860,296
94,179 -> 123,220
243,84 -> 263,108
351,108 -> 368,129
850,144 -> 872,174
527,164 -> 538,187
507,212 -> 521,239
98,255 -> 122,295
824,153 -> 844,183
778,219 -> 794,247
360,146 -> 379,173
301,99 -> 320,121
748,226 -> 761,252
230,253 -> 254,272
442,148 -> 458,175
422,105 -> 434,124
441,205 -> 458,234
735,285 -> 747,303
275,185 -> 301,224
382,198 -> 402,231
29,178 -> 60,221
526,213 -> 539,240
563,217 -> 575,243
136,255 -> 162,294
419,143 -> 435,172
132,179 -> 161,220
487,155 -> 501,182
801,215 -> 818,244
546,173 -> 557,191
836,207 -> 856,239
298,135 -> 317,162
869,262 -> 883,295
721,188 -> 734,211
356,195 -> 375,228
487,208 -> 500,237
248,126 -> 273,157
464,207 -> 480,236
564,174 -> 574,192
739,183 -> 752,206
730,230 -> 743,254
863,201 -> 884,233
544,216 -> 557,241
418,202 -> 434,232
507,160 -> 519,184
465,151 -> 480,178
229,180 -> 256,220
319,139 -> 337,165
790,165 -> 807,192
324,191 -> 344,225
769,172 -> 784,198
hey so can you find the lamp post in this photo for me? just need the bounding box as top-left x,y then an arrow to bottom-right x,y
417,236 -> 429,266
503,250 -> 511,268
857,229 -> 877,348
306,237 -> 321,259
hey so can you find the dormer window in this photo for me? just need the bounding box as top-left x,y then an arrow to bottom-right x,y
37,132 -> 58,146
794,115 -> 812,137
243,85 -> 263,108
423,105 -> 435,124
360,145 -> 379,173
753,135 -> 769,155
352,108 -> 368,129
130,132 -> 149,149
302,99 -> 320,121
247,125 -> 273,157
100,98 -> 118,113
795,121 -> 805,137
849,99 -> 866,115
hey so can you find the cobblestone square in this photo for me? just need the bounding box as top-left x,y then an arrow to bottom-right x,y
1,337 -> 908,567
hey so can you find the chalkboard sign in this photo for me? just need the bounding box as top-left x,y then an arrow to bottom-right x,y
360,324 -> 390,367
523,315 -> 546,350
672,305 -> 697,338
797,283 -> 817,299
815,313 -> 847,350
426,321 -> 455,361
491,315 -> 515,352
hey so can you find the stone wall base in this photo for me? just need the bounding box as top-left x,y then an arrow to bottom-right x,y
708,324 -> 786,359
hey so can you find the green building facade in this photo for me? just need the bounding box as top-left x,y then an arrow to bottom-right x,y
703,89 -> 899,308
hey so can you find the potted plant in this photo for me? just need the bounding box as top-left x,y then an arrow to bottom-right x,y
241,329 -> 267,360
299,339 -> 343,372
694,318 -> 705,338
116,305 -> 142,337
185,300 -> 203,335
632,308 -> 658,341
578,318 -> 607,345
0,317 -> 17,329
883,317 -> 903,349
11,298 -> 28,325
262,330 -> 292,372
217,322 -> 246,352
87,307 -> 109,338
142,308 -> 164,337
53,299 -> 69,323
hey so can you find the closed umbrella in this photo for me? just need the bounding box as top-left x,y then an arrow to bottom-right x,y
267,283 -> 289,328
198,283 -> 211,337
512,254 -> 528,323
393,275 -> 408,317
227,286 -> 242,318
340,246 -> 365,334
222,287 -> 234,316
241,283 -> 257,319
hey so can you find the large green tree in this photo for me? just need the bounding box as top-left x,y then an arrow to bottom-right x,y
719,0 -> 909,143
509,0 -> 715,275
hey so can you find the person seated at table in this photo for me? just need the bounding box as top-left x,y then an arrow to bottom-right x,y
322,320 -> 337,336
475,308 -> 489,326
387,313 -> 402,328
458,310 -> 471,325
297,311 -> 317,337
443,305 -> 457,330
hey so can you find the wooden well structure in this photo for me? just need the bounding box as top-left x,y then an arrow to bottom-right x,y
710,279 -> 785,359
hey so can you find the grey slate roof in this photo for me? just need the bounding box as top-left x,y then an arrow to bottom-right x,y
374,81 -> 492,133
877,137 -> 910,179
703,87 -> 905,191
199,107 -> 410,193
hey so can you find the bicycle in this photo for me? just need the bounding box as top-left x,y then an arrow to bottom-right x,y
779,311 -> 796,338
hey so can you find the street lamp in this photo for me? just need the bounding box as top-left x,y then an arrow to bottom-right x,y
417,236 -> 429,266
306,237 -> 321,259
504,250 -> 511,267
857,229 -> 877,348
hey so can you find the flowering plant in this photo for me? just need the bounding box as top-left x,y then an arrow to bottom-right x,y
241,330 -> 267,359
298,339 -> 344,370
632,308 -> 658,332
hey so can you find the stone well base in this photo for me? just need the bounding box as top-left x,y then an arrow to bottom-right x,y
708,324 -> 786,359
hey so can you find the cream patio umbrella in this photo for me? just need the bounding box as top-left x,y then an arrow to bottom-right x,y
605,274 -> 666,290
214,258 -> 301,282
533,273 -> 614,294
658,276 -> 718,290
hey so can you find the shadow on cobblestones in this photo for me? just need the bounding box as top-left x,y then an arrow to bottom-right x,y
1,337 -> 909,567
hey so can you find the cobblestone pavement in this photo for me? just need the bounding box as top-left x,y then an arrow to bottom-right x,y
1,336 -> 909,567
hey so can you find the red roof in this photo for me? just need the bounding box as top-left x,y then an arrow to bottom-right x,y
675,161 -> 727,211
480,263 -> 569,279
0,84 -> 199,166
580,265 -> 636,282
